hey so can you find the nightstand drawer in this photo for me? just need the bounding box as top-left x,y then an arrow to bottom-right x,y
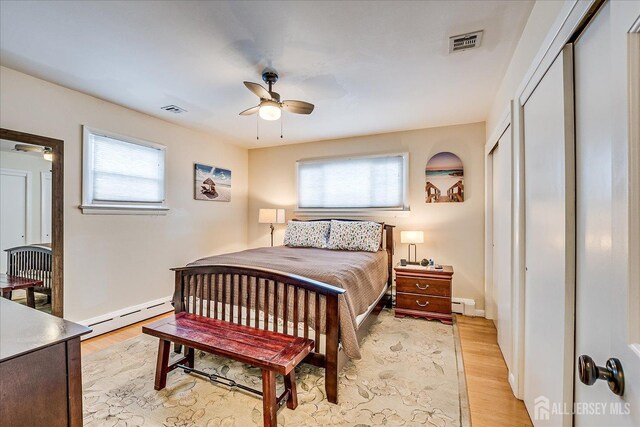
396,277 -> 451,297
396,293 -> 451,313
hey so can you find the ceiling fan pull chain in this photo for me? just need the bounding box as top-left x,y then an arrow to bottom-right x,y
256,114 -> 260,140
280,114 -> 283,139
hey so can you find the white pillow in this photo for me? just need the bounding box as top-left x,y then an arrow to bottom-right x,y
327,220 -> 382,252
283,221 -> 330,248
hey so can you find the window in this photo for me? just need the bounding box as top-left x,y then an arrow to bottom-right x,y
81,127 -> 167,214
297,153 -> 408,210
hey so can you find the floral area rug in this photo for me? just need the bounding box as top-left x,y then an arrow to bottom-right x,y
82,310 -> 463,427
10,289 -> 51,313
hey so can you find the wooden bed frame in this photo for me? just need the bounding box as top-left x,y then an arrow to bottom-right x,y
170,222 -> 394,404
5,244 -> 53,302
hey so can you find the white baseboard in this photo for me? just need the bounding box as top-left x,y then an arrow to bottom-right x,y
508,371 -> 517,394
79,296 -> 173,340
475,309 -> 485,317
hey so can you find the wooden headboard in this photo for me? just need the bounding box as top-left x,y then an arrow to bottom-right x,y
291,218 -> 395,286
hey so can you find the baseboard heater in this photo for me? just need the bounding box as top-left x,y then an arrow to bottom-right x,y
451,297 -> 477,316
80,296 -> 173,340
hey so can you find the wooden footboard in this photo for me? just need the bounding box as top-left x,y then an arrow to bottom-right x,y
5,245 -> 52,297
170,264 -> 345,403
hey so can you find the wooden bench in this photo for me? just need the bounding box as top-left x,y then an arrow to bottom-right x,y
142,312 -> 314,427
0,274 -> 43,309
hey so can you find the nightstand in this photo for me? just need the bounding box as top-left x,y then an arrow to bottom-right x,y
394,264 -> 453,324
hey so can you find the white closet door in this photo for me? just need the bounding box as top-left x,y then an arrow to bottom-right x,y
0,169 -> 29,272
41,171 -> 52,243
492,128 -> 513,374
523,46 -> 575,427
573,1 -> 640,425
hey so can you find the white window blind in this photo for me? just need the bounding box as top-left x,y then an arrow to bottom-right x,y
82,127 -> 167,214
297,154 -> 407,209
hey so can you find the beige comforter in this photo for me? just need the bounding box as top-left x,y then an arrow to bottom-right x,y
187,246 -> 389,359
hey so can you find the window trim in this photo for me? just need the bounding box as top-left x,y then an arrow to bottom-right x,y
81,126 -> 169,215
295,152 -> 410,214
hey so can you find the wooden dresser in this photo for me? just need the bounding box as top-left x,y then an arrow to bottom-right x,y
0,299 -> 91,426
394,264 -> 453,324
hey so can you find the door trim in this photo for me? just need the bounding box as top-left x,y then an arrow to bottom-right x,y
485,116 -> 517,393
484,105 -> 511,322
627,21 -> 640,358
0,128 -> 64,317
518,1 -> 599,105
0,168 -> 32,245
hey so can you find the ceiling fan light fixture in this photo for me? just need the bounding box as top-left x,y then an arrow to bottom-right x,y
43,148 -> 53,162
259,101 -> 281,121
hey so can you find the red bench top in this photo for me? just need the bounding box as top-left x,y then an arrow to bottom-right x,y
0,274 -> 43,291
143,313 -> 314,375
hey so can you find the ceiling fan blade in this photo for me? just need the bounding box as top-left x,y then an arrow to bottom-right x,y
239,105 -> 260,116
244,81 -> 272,100
282,100 -> 315,114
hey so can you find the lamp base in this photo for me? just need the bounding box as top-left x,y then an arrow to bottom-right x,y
270,223 -> 275,247
407,243 -> 419,264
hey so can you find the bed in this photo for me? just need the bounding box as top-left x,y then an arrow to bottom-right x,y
171,221 -> 394,403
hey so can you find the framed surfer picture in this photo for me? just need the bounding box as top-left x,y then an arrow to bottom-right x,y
194,163 -> 231,202
425,152 -> 464,203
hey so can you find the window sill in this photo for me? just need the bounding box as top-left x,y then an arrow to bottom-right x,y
80,204 -> 170,215
294,209 -> 411,218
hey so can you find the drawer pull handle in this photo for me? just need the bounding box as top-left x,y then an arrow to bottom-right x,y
416,283 -> 430,290
416,300 -> 429,307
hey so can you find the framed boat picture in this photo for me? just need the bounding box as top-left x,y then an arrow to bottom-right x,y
425,152 -> 464,203
194,163 -> 231,202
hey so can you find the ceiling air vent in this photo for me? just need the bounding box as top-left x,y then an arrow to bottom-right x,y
449,30 -> 483,53
161,104 -> 187,114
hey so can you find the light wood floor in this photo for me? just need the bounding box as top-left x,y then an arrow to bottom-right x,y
456,315 -> 533,427
81,312 -> 532,426
81,312 -> 173,356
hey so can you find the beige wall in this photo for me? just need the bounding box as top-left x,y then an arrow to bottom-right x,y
0,148 -> 52,245
0,66 -> 249,322
248,122 -> 486,309
486,0 -> 566,137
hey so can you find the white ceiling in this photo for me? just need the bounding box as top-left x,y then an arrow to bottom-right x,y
0,1 -> 533,148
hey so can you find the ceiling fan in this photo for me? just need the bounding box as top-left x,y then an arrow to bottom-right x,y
239,70 -> 314,121
14,143 -> 53,161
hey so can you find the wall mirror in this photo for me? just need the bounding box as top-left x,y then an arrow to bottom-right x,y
0,128 -> 64,317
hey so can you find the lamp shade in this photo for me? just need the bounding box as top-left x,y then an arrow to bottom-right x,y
400,231 -> 424,244
259,208 -> 285,224
259,208 -> 277,224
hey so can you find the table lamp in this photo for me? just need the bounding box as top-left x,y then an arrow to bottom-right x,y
400,231 -> 424,265
259,208 -> 285,246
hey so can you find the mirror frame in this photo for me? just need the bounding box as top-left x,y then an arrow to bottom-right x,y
0,128 -> 64,317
